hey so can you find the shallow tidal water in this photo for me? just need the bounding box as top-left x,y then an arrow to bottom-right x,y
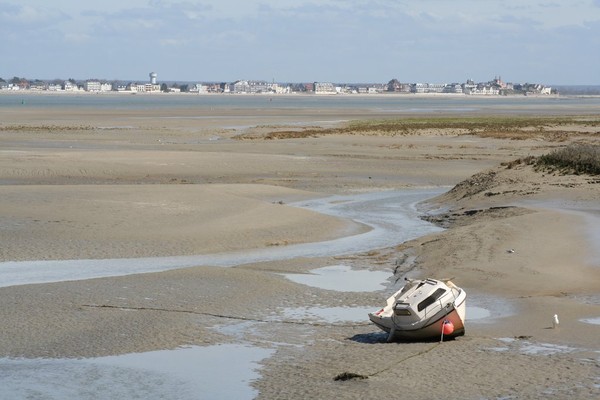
0,188 -> 447,399
0,188 -> 444,288
0,345 -> 274,400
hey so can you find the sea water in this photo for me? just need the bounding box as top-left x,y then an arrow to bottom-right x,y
2,91 -> 600,114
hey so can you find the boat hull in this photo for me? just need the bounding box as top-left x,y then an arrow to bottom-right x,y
368,280 -> 467,341
369,305 -> 465,340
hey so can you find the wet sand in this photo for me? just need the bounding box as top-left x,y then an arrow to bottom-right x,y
0,100 -> 599,399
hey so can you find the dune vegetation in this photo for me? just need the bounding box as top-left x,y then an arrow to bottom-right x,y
536,144 -> 600,175
236,116 -> 600,141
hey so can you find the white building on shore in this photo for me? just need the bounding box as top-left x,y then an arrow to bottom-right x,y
466,85 -> 500,95
314,82 -> 336,94
63,81 -> 81,91
229,80 -> 281,94
84,81 -> 113,92
189,84 -> 208,93
413,83 -> 446,93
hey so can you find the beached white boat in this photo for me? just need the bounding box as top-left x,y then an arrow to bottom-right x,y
368,278 -> 466,341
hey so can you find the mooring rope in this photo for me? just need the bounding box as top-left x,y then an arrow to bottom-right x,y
81,303 -> 372,328
334,341 -> 441,381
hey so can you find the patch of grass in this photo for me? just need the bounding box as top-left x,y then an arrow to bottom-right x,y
347,116 -> 600,132
536,144 -> 600,175
0,124 -> 94,132
234,116 -> 600,140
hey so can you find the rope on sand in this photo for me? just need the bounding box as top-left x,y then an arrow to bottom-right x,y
81,303 -> 372,328
333,342 -> 441,381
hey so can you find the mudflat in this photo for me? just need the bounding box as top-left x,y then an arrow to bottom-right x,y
0,96 -> 599,399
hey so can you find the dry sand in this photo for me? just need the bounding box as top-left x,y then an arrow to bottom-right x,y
0,99 -> 599,399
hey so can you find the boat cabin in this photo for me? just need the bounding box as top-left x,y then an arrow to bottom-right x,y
392,279 -> 454,324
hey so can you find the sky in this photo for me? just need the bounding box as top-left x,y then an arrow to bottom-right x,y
1,1 -> 599,84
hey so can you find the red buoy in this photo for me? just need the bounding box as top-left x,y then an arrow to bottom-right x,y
442,319 -> 454,335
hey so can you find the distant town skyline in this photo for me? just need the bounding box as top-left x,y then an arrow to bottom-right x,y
1,74 -> 556,97
2,1 -> 600,85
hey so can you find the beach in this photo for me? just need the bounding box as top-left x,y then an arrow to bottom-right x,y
0,95 -> 599,399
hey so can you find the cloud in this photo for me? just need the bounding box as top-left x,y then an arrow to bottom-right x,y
2,0 -> 600,83
0,4 -> 55,23
0,3 -> 67,27
0,3 -> 69,45
81,2 -> 215,40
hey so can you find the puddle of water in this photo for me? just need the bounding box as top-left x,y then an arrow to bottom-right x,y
280,265 -> 390,329
0,345 -> 274,400
580,316 -> 600,326
283,265 -> 390,292
491,338 -> 578,356
466,293 -> 515,324
279,306 -> 375,324
215,321 -> 261,340
519,342 -> 577,356
467,305 -> 492,320
569,293 -> 600,306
